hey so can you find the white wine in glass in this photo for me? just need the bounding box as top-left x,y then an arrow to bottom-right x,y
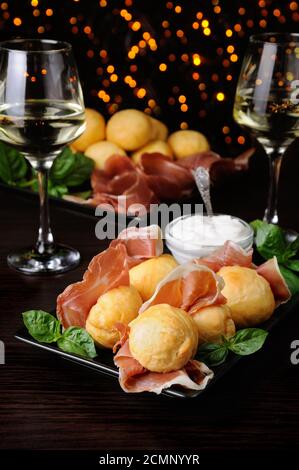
0,39 -> 85,274
234,33 -> 299,226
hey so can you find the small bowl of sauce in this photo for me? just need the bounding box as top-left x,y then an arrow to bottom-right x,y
165,214 -> 253,264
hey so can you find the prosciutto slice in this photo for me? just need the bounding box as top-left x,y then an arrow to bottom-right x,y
114,340 -> 213,394
257,257 -> 291,303
140,262 -> 225,314
195,240 -> 253,272
110,225 -> 163,268
87,150 -> 253,214
195,241 -> 290,303
57,244 -> 129,328
90,155 -> 158,215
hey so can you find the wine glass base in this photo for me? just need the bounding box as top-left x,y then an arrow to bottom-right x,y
7,244 -> 80,275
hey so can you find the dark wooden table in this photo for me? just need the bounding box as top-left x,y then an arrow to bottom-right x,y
1,144 -> 299,460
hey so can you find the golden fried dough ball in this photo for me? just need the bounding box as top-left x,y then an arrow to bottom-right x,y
86,286 -> 142,349
85,141 -> 126,169
193,304 -> 236,345
72,108 -> 106,152
217,266 -> 275,327
150,117 -> 168,141
129,304 -> 198,372
106,109 -> 152,151
129,254 -> 178,301
168,129 -> 210,159
131,140 -> 173,164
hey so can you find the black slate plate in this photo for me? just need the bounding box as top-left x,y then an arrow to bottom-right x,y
15,294 -> 299,398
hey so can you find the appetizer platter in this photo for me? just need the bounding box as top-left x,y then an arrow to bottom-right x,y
0,107 -> 254,216
16,219 -> 299,398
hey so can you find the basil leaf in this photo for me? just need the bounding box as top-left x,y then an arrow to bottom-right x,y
228,328 -> 268,355
279,265 -> 299,295
51,147 -> 94,187
72,189 -> 92,200
22,310 -> 62,343
197,342 -> 228,367
284,259 -> 299,273
285,237 -> 299,259
57,327 -> 97,358
251,220 -> 287,261
0,142 -> 27,184
250,219 -> 265,234
31,179 -> 68,198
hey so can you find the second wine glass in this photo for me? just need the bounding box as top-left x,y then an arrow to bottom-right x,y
0,39 -> 85,274
234,32 -> 299,226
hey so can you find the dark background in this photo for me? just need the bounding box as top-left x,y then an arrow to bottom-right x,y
0,0 -> 298,155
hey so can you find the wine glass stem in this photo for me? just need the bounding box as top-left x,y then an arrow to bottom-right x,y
36,168 -> 54,255
264,148 -> 284,225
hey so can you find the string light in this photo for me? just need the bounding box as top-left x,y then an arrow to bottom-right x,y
4,1 -> 297,148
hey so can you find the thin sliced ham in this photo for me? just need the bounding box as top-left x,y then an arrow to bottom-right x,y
257,257 -> 291,303
195,241 -> 290,303
139,153 -> 194,201
90,155 -> 157,215
195,240 -> 253,272
57,244 -> 129,328
89,150 -> 253,214
114,340 -> 213,394
111,225 -> 163,268
140,262 -> 225,314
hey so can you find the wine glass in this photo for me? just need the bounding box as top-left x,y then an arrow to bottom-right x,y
234,32 -> 299,226
0,39 -> 85,274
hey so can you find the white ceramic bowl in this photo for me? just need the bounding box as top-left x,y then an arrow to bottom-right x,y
165,214 -> 253,264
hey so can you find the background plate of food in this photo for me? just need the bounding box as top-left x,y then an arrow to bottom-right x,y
0,107 -> 254,216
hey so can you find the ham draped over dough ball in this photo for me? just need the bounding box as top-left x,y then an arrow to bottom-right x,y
218,266 -> 276,327
129,254 -> 178,301
129,304 -> 199,373
86,285 -> 142,349
55,225 -> 292,394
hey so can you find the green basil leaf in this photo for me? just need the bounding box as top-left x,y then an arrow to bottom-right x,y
279,265 -> 299,295
250,219 -> 265,234
0,142 -> 27,184
22,310 -> 62,343
197,342 -> 228,367
51,147 -> 94,187
285,237 -> 299,259
284,259 -> 299,273
72,189 -> 92,200
57,327 -> 97,358
228,328 -> 268,355
252,220 -> 287,261
31,179 -> 68,198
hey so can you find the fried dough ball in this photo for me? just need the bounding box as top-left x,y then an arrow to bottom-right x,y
193,304 -> 236,345
129,304 -> 198,372
131,140 -> 173,164
150,117 -> 168,141
129,254 -> 178,301
217,266 -> 275,327
86,286 -> 142,349
168,129 -> 210,159
106,109 -> 152,151
72,108 -> 106,152
85,141 -> 126,169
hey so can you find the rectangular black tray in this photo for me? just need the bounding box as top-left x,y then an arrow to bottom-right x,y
15,294 -> 299,399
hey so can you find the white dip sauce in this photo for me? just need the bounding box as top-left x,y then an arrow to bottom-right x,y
170,215 -> 249,245
166,214 -> 253,263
